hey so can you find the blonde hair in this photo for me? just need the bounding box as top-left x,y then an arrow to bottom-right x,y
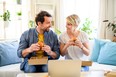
66,14 -> 80,27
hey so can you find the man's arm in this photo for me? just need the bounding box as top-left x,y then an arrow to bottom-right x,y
17,31 -> 29,58
17,30 -> 40,58
22,43 -> 40,57
44,31 -> 60,59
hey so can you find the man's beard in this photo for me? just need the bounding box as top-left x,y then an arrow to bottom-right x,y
44,27 -> 50,32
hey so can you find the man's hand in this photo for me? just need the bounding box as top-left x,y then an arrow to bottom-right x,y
29,43 -> 40,53
22,43 -> 40,57
41,45 -> 58,58
42,45 -> 52,55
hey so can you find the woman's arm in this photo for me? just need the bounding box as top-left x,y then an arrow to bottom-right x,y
81,42 -> 90,56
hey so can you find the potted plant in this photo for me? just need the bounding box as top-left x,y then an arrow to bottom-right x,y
0,10 -> 10,27
0,10 -> 10,21
17,11 -> 22,20
103,17 -> 116,36
17,11 -> 22,16
79,18 -> 93,40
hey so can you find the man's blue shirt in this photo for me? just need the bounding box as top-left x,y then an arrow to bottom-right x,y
17,28 -> 60,72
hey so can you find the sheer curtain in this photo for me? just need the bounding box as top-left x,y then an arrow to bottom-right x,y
98,0 -> 114,39
98,0 -> 108,39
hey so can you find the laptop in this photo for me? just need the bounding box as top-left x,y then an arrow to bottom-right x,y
48,60 -> 82,77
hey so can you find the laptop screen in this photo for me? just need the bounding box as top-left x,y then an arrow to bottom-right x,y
48,60 -> 82,77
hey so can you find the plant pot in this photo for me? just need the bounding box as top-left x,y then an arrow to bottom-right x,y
17,16 -> 21,20
4,21 -> 9,28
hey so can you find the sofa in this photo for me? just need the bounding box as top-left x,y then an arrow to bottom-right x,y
88,38 -> 116,71
0,40 -> 23,77
0,39 -> 116,77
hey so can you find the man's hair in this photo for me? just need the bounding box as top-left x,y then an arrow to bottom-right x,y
35,11 -> 52,25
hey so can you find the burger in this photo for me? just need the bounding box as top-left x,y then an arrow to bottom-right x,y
38,42 -> 44,50
70,37 -> 77,42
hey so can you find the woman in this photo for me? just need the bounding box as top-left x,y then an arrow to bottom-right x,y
59,14 -> 90,60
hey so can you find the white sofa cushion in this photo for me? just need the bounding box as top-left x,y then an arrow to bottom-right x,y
0,63 -> 24,77
90,62 -> 116,71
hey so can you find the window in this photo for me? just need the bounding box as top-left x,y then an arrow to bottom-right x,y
0,0 -> 23,39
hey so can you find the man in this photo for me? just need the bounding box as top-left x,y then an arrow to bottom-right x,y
17,11 -> 60,73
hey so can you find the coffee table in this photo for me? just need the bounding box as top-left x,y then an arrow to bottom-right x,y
17,70 -> 105,77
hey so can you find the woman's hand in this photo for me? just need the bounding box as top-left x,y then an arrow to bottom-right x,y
75,40 -> 83,48
66,40 -> 75,47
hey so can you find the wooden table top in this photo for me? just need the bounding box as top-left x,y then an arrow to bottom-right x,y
17,70 -> 106,77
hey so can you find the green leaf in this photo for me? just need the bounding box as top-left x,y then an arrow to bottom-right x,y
28,20 -> 35,28
54,28 -> 61,35
80,18 -> 93,39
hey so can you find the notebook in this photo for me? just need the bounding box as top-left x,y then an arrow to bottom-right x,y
48,60 -> 82,77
